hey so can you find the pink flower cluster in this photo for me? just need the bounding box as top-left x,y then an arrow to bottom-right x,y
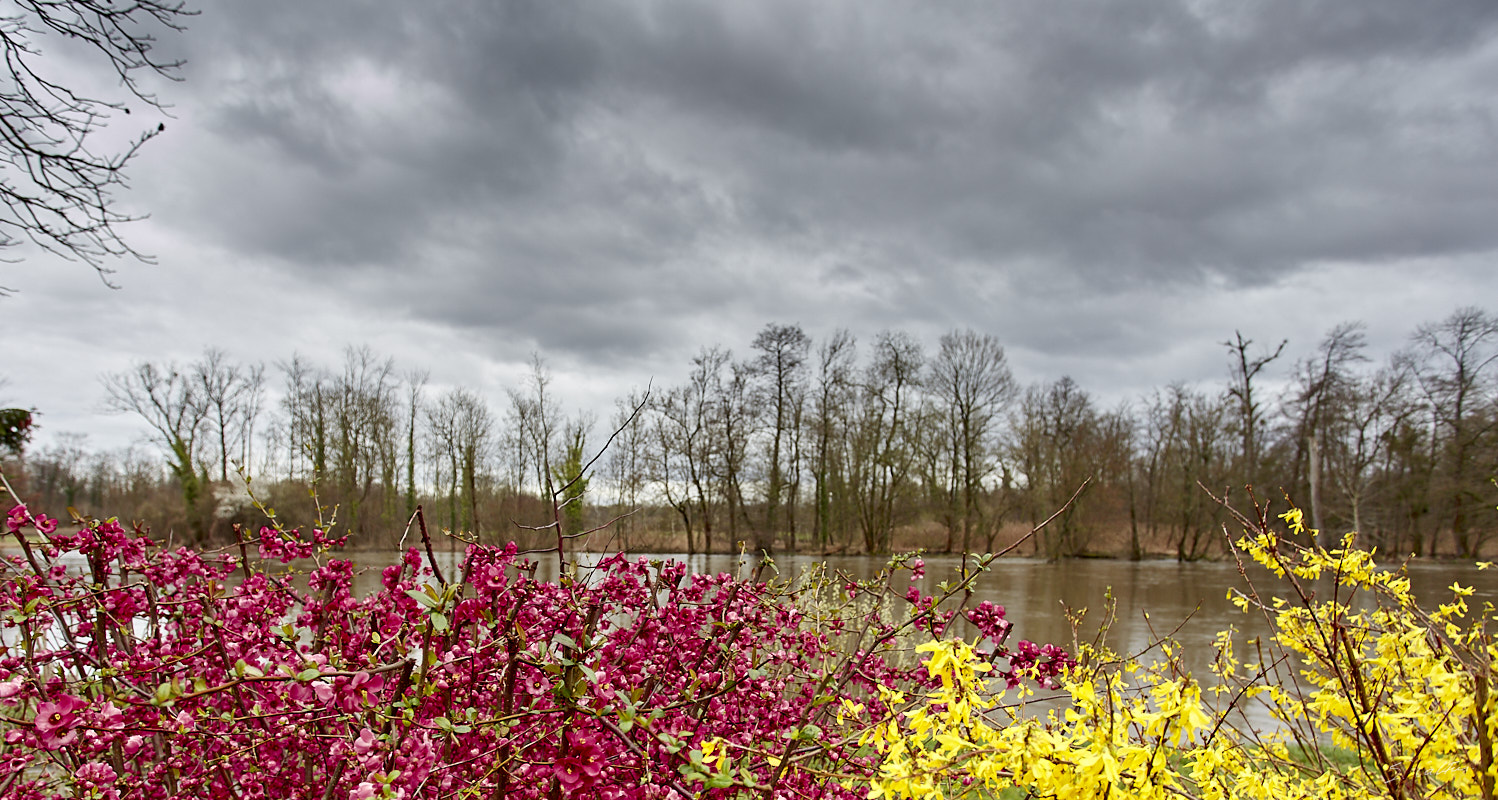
6,503 -> 56,535
966,600 -> 1014,644
255,525 -> 350,563
1003,640 -> 1076,689
1,504 -> 1067,798
962,600 -> 1074,688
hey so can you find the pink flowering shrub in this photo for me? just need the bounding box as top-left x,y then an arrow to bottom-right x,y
1,503 -> 1066,799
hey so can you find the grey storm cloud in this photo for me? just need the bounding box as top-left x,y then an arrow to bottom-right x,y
97,0 -> 1498,369
164,0 -> 1498,310
9,0 -> 1498,454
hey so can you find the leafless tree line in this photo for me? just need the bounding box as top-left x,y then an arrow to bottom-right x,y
9,307 -> 1498,558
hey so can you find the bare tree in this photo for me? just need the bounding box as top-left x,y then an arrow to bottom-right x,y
320,347 -> 397,536
520,354 -> 560,503
102,360 -> 206,541
429,387 -> 492,538
810,329 -> 856,551
713,359 -> 759,553
0,1 -> 193,289
851,331 -> 923,553
928,329 -> 1016,553
403,370 -> 428,518
1176,390 -> 1233,560
1323,362 -> 1415,548
1224,331 -> 1287,487
647,386 -> 699,552
1137,386 -> 1181,553
503,388 -> 536,516
750,322 -> 810,551
1410,306 -> 1498,556
238,363 -> 265,473
649,347 -> 729,554
278,355 -> 326,481
1009,377 -> 1097,560
606,389 -> 649,548
1287,322 -> 1368,542
427,393 -> 460,534
193,348 -> 264,483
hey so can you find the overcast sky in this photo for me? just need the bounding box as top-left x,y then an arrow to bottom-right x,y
6,0 -> 1498,455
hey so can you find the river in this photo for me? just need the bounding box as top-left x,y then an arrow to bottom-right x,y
12,540 -> 1494,687
343,547 -> 1497,686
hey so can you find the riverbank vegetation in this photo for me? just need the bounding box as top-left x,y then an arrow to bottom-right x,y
865,501 -> 1498,800
5,308 -> 1498,558
3,480 -> 1493,799
0,476 -> 1074,799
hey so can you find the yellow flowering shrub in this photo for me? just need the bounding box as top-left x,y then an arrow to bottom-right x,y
863,506 -> 1497,800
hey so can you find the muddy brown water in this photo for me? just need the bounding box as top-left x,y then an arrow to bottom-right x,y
339,549 -> 1496,684
12,543 -> 1494,715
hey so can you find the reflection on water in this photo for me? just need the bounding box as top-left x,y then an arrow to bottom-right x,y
13,543 -> 1493,700
337,549 -> 1496,686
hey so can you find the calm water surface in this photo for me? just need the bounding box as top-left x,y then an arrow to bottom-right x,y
343,549 -> 1497,683
9,543 -> 1495,728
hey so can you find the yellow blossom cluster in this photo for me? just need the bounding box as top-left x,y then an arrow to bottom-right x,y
863,509 -> 1497,800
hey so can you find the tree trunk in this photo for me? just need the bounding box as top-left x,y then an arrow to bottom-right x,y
1308,433 -> 1324,549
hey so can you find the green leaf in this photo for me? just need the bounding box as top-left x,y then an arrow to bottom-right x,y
296,668 -> 321,682
430,613 -> 449,634
406,589 -> 439,609
552,633 -> 576,650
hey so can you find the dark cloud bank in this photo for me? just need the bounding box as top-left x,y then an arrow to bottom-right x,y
8,0 -> 1498,444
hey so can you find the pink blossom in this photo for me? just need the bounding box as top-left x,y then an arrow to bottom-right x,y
0,508 -> 1037,799
92,702 -> 126,730
74,761 -> 118,784
33,694 -> 85,748
349,670 -> 384,696
592,671 -> 617,703
7,505 -> 59,535
353,727 -> 379,756
553,731 -> 606,794
5,504 -> 27,532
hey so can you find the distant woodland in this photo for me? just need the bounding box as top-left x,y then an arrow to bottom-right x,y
5,307 -> 1497,560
